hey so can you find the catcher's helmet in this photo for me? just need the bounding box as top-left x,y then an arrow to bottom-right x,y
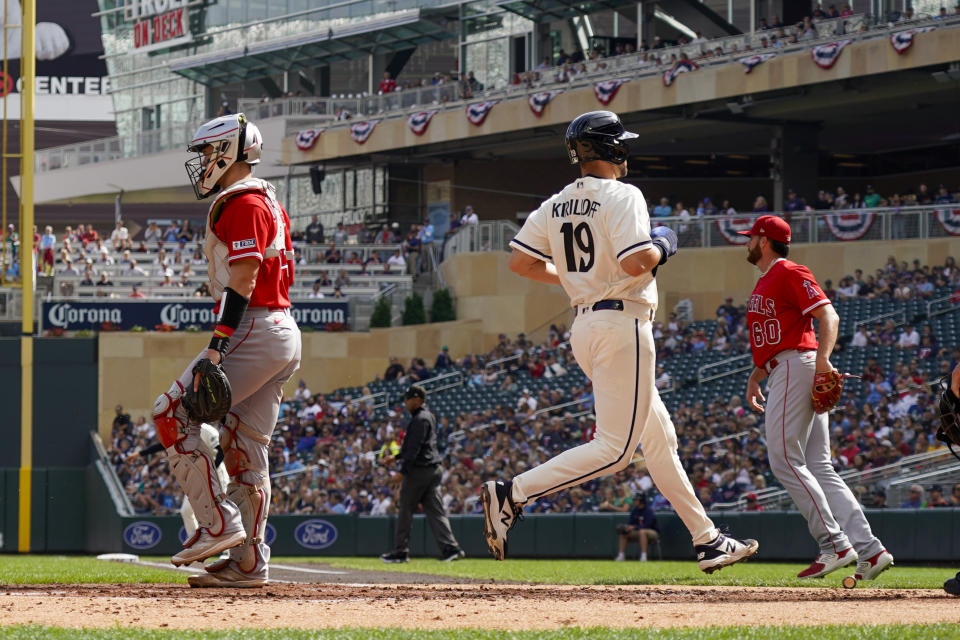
565,110 -> 638,165
185,113 -> 263,199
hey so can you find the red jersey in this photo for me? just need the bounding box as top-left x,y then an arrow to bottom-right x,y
747,258 -> 830,367
212,192 -> 294,308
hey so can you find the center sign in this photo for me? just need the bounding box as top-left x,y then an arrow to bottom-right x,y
127,0 -> 193,51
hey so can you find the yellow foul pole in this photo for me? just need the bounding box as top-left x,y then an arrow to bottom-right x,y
18,0 -> 34,553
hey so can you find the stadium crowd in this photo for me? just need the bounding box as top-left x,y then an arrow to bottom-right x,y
108,254 -> 960,520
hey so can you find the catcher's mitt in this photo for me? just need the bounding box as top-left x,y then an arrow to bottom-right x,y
811,369 -> 845,414
181,358 -> 232,424
936,383 -> 960,462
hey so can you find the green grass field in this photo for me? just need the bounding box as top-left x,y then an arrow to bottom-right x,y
0,554 -> 951,589
304,556 -> 949,589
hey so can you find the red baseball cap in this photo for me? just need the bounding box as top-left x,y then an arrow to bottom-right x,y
738,215 -> 791,243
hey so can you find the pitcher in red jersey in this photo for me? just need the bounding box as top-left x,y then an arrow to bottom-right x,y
741,215 -> 893,583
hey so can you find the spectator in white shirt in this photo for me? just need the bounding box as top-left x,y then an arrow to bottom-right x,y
836,276 -> 859,299
516,388 -> 537,413
897,324 -> 920,349
308,282 -> 325,299
386,249 -> 406,269
143,221 -> 162,245
851,326 -> 869,348
460,205 -> 479,225
655,364 -> 672,390
122,258 -> 148,277
110,220 -> 130,251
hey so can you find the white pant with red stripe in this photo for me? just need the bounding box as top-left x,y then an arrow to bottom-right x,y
764,349 -> 884,557
511,306 -> 719,546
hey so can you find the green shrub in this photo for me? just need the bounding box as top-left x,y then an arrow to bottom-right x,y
370,296 -> 392,328
430,288 -> 456,323
401,292 -> 426,326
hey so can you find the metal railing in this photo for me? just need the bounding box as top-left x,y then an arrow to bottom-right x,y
698,428 -> 760,453
884,459 -> 960,506
90,430 -> 134,517
853,308 -> 906,335
442,220 -> 520,259
927,294 -> 959,319
698,353 -> 753,385
713,448 -> 959,511
420,370 -> 465,395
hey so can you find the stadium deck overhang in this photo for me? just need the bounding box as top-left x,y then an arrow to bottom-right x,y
168,9 -> 456,86
496,0 -> 637,21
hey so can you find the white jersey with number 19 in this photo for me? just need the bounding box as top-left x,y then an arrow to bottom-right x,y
510,175 -> 657,309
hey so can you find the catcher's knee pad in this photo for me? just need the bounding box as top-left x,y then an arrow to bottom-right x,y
220,413 -> 270,482
153,380 -> 189,448
168,444 -> 230,534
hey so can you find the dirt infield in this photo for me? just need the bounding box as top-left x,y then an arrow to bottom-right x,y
2,581 -> 958,630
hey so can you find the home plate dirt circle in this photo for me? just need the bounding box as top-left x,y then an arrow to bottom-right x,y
1,579 -> 956,631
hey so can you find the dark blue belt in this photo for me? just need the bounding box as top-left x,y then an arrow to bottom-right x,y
579,299 -> 623,314
592,299 -> 624,311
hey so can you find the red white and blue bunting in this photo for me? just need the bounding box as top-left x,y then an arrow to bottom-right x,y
466,101 -> 499,126
528,90 -> 563,117
593,79 -> 624,105
811,39 -> 852,69
935,209 -> 960,236
295,128 -> 325,151
349,119 -> 380,144
824,211 -> 876,240
407,110 -> 438,136
890,27 -> 935,54
662,60 -> 699,86
715,217 -> 754,245
739,52 -> 777,74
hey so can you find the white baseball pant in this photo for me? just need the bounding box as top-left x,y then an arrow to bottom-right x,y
512,305 -> 719,546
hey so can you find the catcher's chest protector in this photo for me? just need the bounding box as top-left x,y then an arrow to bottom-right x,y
203,178 -> 288,300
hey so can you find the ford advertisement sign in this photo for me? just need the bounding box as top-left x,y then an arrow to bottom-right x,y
42,300 -> 348,331
123,521 -> 162,550
294,519 -> 338,550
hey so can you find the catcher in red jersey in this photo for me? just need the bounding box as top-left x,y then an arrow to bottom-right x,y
742,215 -> 892,582
151,113 -> 301,588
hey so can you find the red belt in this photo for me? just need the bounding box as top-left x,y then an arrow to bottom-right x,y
763,348 -> 815,374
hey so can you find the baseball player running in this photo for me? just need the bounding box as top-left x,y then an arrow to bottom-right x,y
482,110 -> 759,573
151,113 -> 301,587
741,215 -> 892,581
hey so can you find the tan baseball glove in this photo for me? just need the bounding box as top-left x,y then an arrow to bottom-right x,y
811,369 -> 854,413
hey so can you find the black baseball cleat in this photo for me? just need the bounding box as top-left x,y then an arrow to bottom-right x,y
380,550 -> 409,564
442,547 -> 466,562
945,571 -> 960,596
695,533 -> 759,574
481,480 -> 522,560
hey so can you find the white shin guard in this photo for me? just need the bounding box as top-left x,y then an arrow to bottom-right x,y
168,430 -> 233,535
227,479 -> 271,575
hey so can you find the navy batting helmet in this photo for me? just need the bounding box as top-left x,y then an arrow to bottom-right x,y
565,110 -> 638,165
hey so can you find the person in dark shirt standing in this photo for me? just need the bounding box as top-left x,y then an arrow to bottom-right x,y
381,385 -> 465,563
305,215 -> 324,244
614,493 -> 659,561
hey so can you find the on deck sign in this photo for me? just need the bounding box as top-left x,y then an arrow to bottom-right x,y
127,0 -> 191,51
133,8 -> 186,49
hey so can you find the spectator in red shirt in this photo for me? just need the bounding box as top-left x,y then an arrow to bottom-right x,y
378,71 -> 396,94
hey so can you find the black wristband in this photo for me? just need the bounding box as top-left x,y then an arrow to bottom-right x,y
217,286 -> 250,330
652,239 -> 669,265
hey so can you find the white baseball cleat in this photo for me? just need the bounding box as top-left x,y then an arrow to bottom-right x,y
695,533 -> 759,574
797,547 -> 858,579
481,480 -> 522,561
188,559 -> 266,588
853,549 -> 894,581
171,528 -> 245,567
